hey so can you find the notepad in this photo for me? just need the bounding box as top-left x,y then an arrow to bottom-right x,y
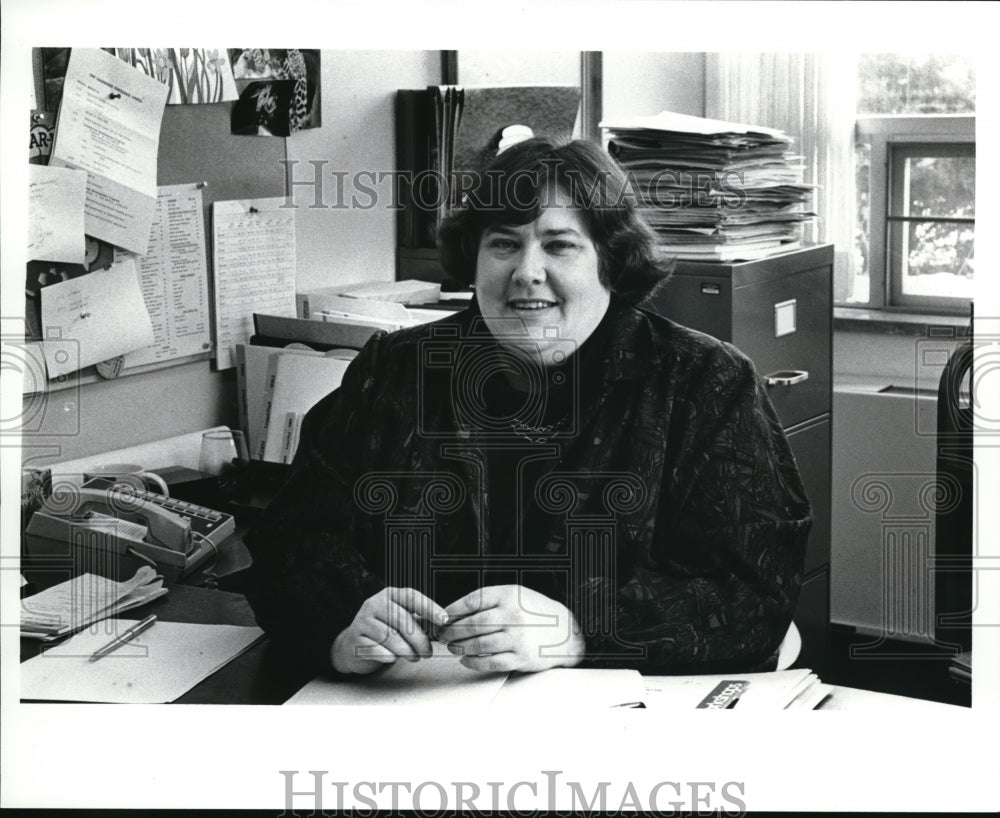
20,566 -> 167,640
19,619 -> 265,703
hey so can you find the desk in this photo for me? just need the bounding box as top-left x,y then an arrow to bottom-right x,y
20,583 -> 308,705
20,583 -> 971,711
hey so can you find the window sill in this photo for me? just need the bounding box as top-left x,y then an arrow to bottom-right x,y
833,307 -> 970,337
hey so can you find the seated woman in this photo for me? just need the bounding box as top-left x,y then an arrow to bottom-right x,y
245,138 -> 812,677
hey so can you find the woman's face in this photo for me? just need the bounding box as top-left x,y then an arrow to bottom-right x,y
475,195 -> 611,366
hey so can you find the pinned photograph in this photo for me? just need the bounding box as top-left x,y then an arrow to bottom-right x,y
229,48 -> 321,132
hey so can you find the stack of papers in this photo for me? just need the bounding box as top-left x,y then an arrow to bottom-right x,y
601,111 -> 816,261
20,566 -> 166,641
642,668 -> 832,710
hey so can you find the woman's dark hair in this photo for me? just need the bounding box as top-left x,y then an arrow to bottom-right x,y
438,137 -> 673,305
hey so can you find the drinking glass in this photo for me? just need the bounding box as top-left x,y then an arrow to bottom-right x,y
199,429 -> 249,476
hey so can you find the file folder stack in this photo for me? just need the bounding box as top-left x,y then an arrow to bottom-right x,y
602,111 -> 816,261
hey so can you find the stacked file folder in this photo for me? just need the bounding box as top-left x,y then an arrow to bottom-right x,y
602,111 -> 815,262
239,287 -> 462,463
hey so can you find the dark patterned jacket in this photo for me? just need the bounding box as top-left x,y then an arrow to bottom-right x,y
244,301 -> 812,676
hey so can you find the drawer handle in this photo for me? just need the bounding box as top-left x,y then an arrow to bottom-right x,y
764,370 -> 809,387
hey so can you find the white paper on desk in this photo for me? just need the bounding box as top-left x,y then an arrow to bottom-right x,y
27,165 -> 87,264
20,620 -> 264,703
285,641 -> 509,706
212,198 -> 296,370
50,48 -> 167,254
122,184 -> 212,368
40,258 -> 155,377
492,667 -> 646,709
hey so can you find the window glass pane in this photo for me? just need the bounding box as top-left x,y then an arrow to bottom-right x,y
858,54 -> 975,114
900,155 -> 975,218
892,220 -> 975,298
847,141 -> 871,304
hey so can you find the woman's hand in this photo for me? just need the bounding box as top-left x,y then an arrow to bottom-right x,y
438,585 -> 586,673
330,587 -> 449,675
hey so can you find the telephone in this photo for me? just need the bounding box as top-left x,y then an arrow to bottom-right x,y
24,477 -> 235,581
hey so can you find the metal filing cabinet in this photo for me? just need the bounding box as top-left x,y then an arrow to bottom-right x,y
643,244 -> 833,675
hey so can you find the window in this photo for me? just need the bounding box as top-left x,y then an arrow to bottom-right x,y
846,55 -> 976,314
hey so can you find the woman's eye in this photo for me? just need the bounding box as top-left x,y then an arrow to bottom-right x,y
547,240 -> 577,253
487,238 -> 518,251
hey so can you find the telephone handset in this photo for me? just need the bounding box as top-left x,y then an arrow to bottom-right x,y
72,484 -> 194,553
24,478 -> 235,581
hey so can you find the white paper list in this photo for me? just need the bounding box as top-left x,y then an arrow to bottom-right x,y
49,48 -> 168,255
123,184 -> 212,368
212,198 -> 297,370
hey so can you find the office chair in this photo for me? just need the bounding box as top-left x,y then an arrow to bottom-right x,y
775,621 -> 802,671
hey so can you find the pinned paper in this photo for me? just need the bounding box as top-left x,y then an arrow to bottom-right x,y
212,198 -> 296,370
40,258 -> 155,378
122,184 -> 212,368
49,48 -> 168,255
27,165 -> 87,265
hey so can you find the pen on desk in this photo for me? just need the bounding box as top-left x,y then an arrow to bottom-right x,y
88,614 -> 157,662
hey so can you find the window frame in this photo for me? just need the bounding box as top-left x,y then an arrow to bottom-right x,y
854,114 -> 975,315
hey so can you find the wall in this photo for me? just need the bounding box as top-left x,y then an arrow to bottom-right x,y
602,52 -> 705,120
27,50 -> 440,465
291,51 -> 440,291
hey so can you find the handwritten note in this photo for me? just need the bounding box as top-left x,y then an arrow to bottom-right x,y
122,185 -> 212,368
27,165 -> 87,264
49,48 -> 168,254
212,198 -> 296,370
40,258 -> 155,377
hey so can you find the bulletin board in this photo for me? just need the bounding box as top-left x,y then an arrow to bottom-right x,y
27,50 -> 288,393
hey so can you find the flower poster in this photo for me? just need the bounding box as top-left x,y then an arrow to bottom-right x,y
108,48 -> 239,105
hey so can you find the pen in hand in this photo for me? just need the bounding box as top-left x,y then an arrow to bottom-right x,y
88,614 -> 157,663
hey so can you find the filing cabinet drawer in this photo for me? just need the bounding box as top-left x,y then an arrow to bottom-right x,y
643,246 -> 832,429
732,264 -> 831,427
